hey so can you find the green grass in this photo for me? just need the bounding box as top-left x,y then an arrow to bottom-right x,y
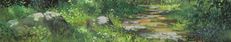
0,0 -> 195,42
0,0 -> 152,42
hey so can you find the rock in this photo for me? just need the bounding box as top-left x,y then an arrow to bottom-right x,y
7,13 -> 44,37
42,11 -> 73,36
29,13 -> 44,21
139,32 -> 184,42
7,19 -> 19,27
149,6 -> 160,9
97,16 -> 109,24
43,11 -> 61,20
7,11 -> 73,38
123,25 -> 146,31
123,20 -> 146,31
21,13 -> 44,27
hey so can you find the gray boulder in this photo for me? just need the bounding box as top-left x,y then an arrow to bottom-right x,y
7,13 -> 44,37
97,16 -> 109,24
43,11 -> 73,36
7,11 -> 73,38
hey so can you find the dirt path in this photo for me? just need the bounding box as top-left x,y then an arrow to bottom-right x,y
123,5 -> 186,42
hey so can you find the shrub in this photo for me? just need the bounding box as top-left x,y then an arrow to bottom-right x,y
170,0 -> 231,42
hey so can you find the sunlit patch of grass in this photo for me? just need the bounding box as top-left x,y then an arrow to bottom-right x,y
164,3 -> 194,31
29,25 -> 52,42
152,4 -> 181,11
90,25 -> 149,42
225,30 -> 231,40
172,20 -> 189,31
56,5 -> 144,42
108,14 -> 123,28
60,7 -> 90,26
0,5 -> 35,21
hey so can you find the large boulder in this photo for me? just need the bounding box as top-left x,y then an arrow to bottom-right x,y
7,12 -> 44,37
7,11 -> 73,38
43,11 -> 73,36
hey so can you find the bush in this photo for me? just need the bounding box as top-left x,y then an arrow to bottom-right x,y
169,0 -> 231,42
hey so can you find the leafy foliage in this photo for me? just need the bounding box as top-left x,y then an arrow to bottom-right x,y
167,0 -> 231,42
3,0 -> 231,42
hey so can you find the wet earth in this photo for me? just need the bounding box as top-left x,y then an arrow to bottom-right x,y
122,5 -> 187,42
